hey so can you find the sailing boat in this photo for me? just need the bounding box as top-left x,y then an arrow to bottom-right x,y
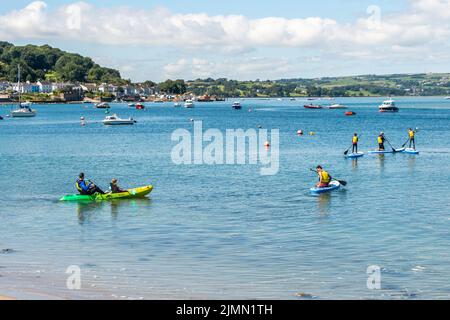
11,65 -> 37,118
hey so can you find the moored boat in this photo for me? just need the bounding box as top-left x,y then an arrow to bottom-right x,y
184,100 -> 195,108
95,102 -> 110,109
10,65 -> 37,118
232,101 -> 242,109
328,104 -> 347,109
135,103 -> 145,109
304,104 -> 323,109
379,99 -> 399,112
102,114 -> 136,125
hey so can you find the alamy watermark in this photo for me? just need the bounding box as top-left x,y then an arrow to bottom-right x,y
66,265 -> 82,290
171,121 -> 280,176
367,265 -> 381,290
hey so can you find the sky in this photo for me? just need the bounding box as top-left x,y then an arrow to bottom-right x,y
1,0 -> 450,82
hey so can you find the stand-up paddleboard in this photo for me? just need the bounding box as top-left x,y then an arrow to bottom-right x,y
368,148 -> 405,154
346,152 -> 364,159
404,148 -> 420,155
310,181 -> 341,195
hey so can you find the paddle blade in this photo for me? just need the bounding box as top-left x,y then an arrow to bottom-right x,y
344,150 -> 349,155
338,180 -> 347,186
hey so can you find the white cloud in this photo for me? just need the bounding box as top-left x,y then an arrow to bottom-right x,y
1,0 -> 449,50
163,57 -> 293,80
1,1 -> 450,80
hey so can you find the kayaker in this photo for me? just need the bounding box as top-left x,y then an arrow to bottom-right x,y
352,133 -> 359,153
110,179 -> 127,194
378,132 -> 386,151
408,128 -> 416,150
76,173 -> 105,195
316,165 -> 332,188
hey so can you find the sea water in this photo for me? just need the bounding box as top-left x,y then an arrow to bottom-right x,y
0,97 -> 449,299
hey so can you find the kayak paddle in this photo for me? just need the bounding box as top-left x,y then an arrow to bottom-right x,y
309,169 -> 347,186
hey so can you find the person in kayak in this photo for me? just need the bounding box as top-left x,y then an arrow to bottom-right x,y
316,165 -> 332,188
76,173 -> 105,195
352,133 -> 359,153
378,132 -> 386,151
110,179 -> 127,194
408,128 -> 416,150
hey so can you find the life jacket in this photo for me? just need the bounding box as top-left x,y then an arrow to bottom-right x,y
353,136 -> 358,144
409,130 -> 415,138
320,171 -> 331,184
76,179 -> 90,192
378,136 -> 384,144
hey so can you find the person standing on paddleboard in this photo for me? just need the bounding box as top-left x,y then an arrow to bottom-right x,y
378,132 -> 386,151
76,173 -> 105,195
408,128 -> 416,150
316,165 -> 332,188
352,133 -> 359,153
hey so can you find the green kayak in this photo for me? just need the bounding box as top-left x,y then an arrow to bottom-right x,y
60,185 -> 153,202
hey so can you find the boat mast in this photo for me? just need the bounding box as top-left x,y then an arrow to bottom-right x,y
17,64 -> 21,106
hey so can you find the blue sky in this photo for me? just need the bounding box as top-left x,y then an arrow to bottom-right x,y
1,0 -> 449,82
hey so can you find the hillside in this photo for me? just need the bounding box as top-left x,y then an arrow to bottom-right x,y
186,74 -> 450,98
0,42 -> 124,84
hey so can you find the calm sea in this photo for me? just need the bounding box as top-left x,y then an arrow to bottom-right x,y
1,97 -> 449,299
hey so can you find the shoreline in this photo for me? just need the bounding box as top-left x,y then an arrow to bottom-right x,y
0,295 -> 15,300
1,95 -> 449,106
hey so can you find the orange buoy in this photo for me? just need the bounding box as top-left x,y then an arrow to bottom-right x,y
345,111 -> 356,116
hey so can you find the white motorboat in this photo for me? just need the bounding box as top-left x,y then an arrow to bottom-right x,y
328,103 -> 347,109
95,102 -> 110,109
232,101 -> 242,109
102,114 -> 136,125
379,99 -> 399,112
184,100 -> 195,108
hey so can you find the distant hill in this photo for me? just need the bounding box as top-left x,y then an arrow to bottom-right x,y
186,73 -> 450,97
0,42 -> 124,84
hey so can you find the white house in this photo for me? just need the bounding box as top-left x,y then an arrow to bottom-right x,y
98,83 -> 119,94
123,85 -> 137,96
13,82 -> 40,93
37,81 -> 53,93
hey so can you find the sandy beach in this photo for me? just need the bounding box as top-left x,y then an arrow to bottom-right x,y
0,295 -> 15,300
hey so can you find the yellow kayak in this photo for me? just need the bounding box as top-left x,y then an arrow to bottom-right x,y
60,185 -> 153,202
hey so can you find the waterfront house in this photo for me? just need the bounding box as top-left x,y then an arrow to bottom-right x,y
37,81 -> 53,93
13,82 -> 40,94
80,83 -> 98,93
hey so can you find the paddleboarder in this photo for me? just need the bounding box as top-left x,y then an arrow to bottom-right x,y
315,165 -> 332,188
408,128 -> 416,150
378,132 -> 386,151
352,133 -> 359,153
